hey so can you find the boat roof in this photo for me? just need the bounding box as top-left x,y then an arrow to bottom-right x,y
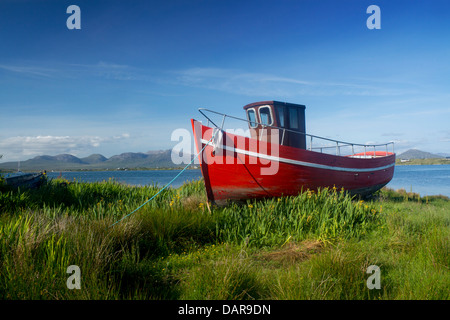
243,100 -> 306,110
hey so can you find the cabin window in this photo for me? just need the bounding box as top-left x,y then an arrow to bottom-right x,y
247,109 -> 258,128
259,106 -> 273,126
276,106 -> 285,127
289,107 -> 299,129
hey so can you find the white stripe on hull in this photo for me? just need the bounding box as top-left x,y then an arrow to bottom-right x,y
200,139 -> 395,173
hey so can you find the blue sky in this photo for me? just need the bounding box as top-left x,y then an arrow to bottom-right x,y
1,0 -> 449,162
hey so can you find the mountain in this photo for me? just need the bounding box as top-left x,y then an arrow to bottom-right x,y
81,154 -> 108,164
108,152 -> 149,162
33,154 -> 82,163
53,154 -> 85,163
11,154 -> 85,170
436,152 -> 450,158
397,149 -> 444,160
0,150 -> 185,171
102,150 -> 179,169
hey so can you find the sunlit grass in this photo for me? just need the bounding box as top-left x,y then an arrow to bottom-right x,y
218,187 -> 384,247
0,177 -> 448,299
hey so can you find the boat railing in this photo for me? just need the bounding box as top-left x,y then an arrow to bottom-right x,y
198,108 -> 395,158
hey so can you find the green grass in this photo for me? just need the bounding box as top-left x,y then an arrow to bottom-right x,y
0,176 -> 448,300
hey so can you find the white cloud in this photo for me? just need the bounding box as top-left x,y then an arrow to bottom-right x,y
0,61 -> 145,82
0,134 -> 130,162
70,61 -> 143,81
171,67 -> 408,97
0,64 -> 57,78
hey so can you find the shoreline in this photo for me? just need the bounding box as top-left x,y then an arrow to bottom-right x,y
396,158 -> 450,165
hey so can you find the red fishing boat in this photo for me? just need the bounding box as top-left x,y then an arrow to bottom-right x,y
191,101 -> 395,205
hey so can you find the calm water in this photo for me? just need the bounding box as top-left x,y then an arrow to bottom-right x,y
386,165 -> 450,197
47,169 -> 203,189
46,165 -> 450,197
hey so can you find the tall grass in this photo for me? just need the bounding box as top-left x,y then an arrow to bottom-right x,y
0,177 -> 448,299
217,188 -> 383,247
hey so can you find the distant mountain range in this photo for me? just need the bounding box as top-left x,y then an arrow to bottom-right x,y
397,149 -> 448,160
0,150 -> 193,171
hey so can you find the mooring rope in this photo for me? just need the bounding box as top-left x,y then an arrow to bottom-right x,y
109,132 -> 215,227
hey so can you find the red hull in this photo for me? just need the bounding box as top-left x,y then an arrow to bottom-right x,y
192,119 -> 395,204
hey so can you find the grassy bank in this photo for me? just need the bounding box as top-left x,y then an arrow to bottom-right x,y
0,176 -> 448,300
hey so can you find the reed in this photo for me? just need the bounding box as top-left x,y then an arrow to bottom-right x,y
217,187 -> 383,247
0,178 -> 448,300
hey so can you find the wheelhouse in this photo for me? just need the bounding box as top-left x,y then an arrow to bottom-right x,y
243,100 -> 306,149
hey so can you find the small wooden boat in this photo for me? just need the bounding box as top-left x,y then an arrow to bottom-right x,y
191,101 -> 395,205
4,172 -> 45,189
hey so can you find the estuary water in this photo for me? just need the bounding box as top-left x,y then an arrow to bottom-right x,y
46,169 -> 203,189
385,164 -> 450,197
45,165 -> 450,197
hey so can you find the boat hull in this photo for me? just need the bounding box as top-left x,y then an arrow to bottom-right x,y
5,172 -> 45,189
191,119 -> 395,204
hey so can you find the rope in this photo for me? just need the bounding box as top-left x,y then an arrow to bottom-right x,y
109,132 -> 215,227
